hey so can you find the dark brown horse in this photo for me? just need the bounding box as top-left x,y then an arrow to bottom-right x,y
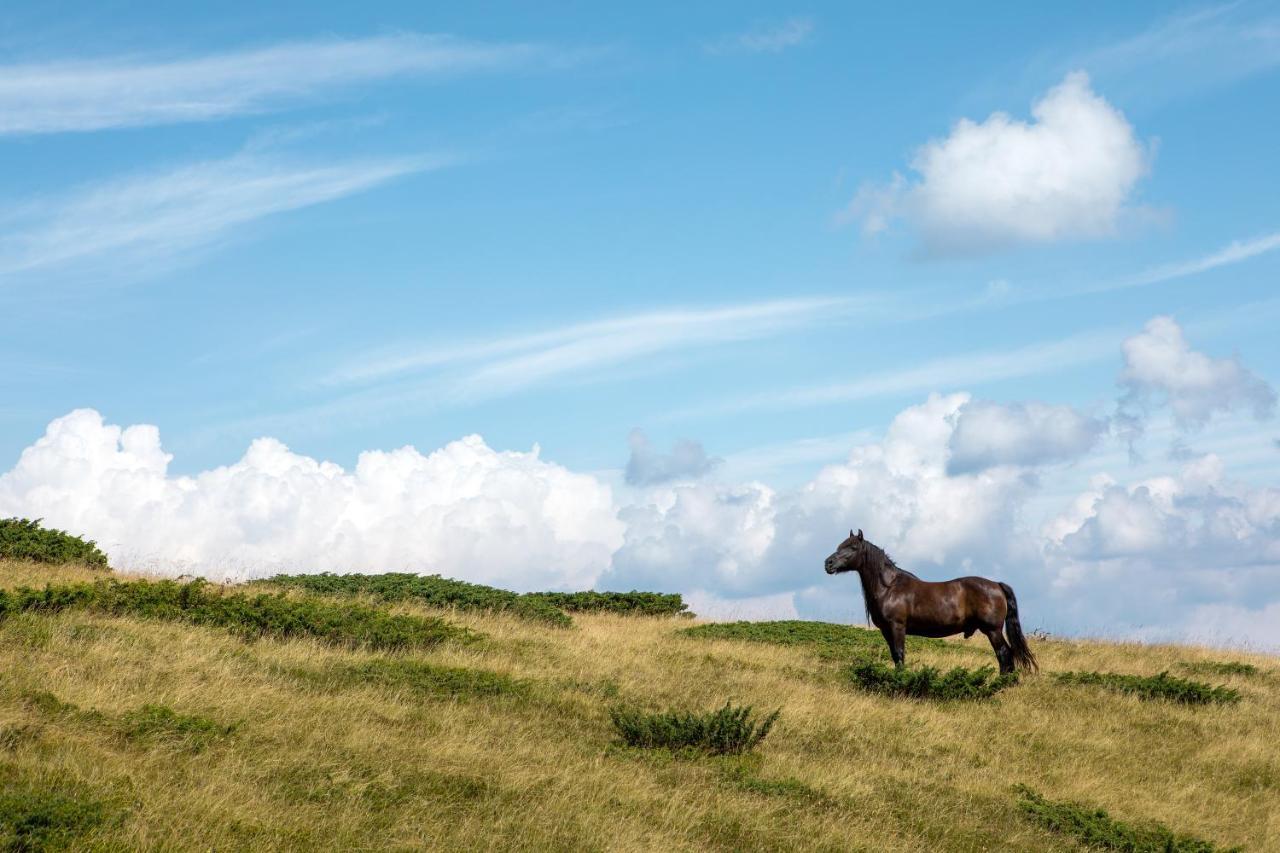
824,529 -> 1036,674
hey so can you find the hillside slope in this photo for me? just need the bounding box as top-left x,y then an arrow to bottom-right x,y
1,561 -> 1276,851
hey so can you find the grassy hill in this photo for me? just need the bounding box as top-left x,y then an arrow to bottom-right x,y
2,559 -> 1276,851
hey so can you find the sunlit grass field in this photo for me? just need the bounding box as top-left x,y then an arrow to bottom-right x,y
2,560 -> 1276,851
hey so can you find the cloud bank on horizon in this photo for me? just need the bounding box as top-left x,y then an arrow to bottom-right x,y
3,317 -> 1277,647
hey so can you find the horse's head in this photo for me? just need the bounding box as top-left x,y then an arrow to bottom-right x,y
824,529 -> 865,574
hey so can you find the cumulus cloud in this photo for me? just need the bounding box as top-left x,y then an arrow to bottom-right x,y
947,400 -> 1107,473
848,72 -> 1150,254
0,409 -> 622,590
604,393 -> 1038,597
625,429 -> 719,486
1119,315 -> 1276,429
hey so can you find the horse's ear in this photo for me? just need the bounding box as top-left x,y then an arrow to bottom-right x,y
849,529 -> 854,538
857,529 -> 863,540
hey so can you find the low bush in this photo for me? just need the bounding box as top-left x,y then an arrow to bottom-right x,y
681,620 -> 947,661
0,775 -> 112,851
0,579 -> 467,651
524,590 -> 689,617
260,573 -> 573,627
1178,660 -> 1259,678
0,517 -> 109,568
1054,670 -> 1240,705
1015,784 -> 1241,852
847,660 -> 1017,701
609,701 -> 779,755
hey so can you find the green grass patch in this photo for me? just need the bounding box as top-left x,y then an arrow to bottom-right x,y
1178,660 -> 1259,678
523,590 -> 689,617
718,763 -> 831,804
0,579 -> 468,651
680,620 -> 948,661
1015,784 -> 1241,852
259,572 -> 573,627
0,774 -> 112,852
318,658 -> 529,700
609,701 -> 779,755
847,660 -> 1017,701
0,517 -> 108,569
1055,670 -> 1240,705
118,704 -> 237,751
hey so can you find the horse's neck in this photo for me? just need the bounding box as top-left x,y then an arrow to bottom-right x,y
857,552 -> 901,613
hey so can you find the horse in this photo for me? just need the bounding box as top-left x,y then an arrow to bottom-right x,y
823,529 -> 1037,674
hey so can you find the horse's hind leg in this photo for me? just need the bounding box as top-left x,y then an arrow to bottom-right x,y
983,627 -> 1013,674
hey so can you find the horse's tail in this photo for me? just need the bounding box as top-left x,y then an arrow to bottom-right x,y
998,582 -> 1038,673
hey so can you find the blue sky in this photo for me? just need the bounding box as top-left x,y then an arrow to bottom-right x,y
2,3 -> 1279,644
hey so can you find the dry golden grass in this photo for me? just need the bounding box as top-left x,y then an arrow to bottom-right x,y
2,559 -> 1277,851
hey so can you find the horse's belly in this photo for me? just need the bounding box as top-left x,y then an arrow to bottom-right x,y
906,621 -> 963,639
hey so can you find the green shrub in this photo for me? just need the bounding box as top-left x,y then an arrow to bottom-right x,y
118,705 -> 236,751
259,573 -> 572,627
524,590 -> 689,617
609,701 -> 779,755
1178,660 -> 1259,678
0,518 -> 108,569
319,659 -> 528,700
846,660 -> 1017,700
0,579 -> 467,651
1054,670 -> 1240,705
681,620 -> 947,661
1015,784 -> 1241,852
0,776 -> 110,852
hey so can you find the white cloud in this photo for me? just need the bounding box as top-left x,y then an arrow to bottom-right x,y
604,393 -> 1038,596
625,429 -> 719,486
1120,315 -> 1276,429
0,409 -> 622,590
0,151 -> 439,276
707,18 -> 814,54
4,318 -> 1278,646
947,400 -> 1107,474
0,34 -> 544,135
850,72 -> 1150,254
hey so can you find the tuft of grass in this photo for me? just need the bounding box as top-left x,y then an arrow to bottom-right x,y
523,590 -> 689,617
681,620 -> 948,661
1055,670 -> 1240,705
1015,784 -> 1242,852
1178,660 -> 1259,678
0,775 -> 111,852
0,579 -> 469,651
259,572 -> 573,627
718,763 -> 831,805
118,705 -> 237,751
317,659 -> 530,700
847,660 -> 1017,701
0,518 -> 108,569
609,701 -> 779,755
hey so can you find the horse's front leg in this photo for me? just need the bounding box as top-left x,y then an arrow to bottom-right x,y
880,622 -> 907,669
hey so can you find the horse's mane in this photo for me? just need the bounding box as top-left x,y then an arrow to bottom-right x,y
858,539 -> 919,626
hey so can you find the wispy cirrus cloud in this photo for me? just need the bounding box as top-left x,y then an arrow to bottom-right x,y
0,151 -> 446,277
706,18 -> 814,55
324,296 -> 855,391
1077,3 -> 1280,100
0,33 -> 547,135
661,326 -> 1124,422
